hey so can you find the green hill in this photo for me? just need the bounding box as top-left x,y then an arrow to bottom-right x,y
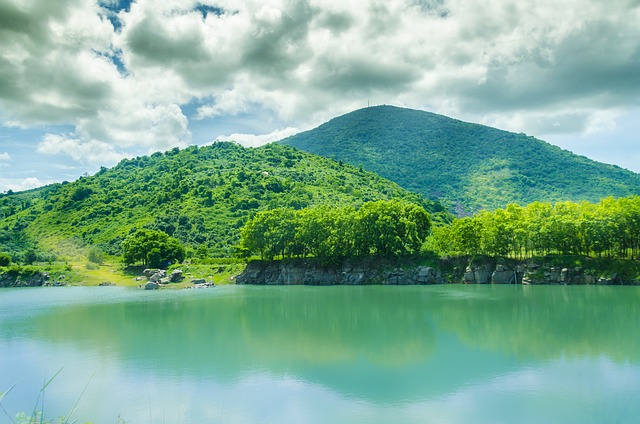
281,105 -> 640,213
0,142 -> 444,260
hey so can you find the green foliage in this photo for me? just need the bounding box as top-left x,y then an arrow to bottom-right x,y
0,252 -> 10,266
122,229 -> 185,267
23,248 -> 37,265
0,142 -> 439,261
240,200 -> 431,261
282,105 -> 640,214
430,196 -> 640,260
87,246 -> 104,264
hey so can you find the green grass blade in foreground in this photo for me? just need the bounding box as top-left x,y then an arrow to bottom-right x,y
1,382 -> 19,424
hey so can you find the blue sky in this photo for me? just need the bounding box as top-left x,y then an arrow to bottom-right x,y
1,0 -> 639,192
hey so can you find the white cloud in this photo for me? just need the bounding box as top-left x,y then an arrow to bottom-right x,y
37,133 -> 125,164
215,127 -> 301,147
0,177 -> 51,193
0,152 -> 9,160
0,0 -> 639,168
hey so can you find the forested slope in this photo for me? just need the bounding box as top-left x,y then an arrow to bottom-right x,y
0,142 -> 445,260
281,105 -> 640,213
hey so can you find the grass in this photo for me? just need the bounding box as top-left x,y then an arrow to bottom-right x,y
0,369 -> 118,424
1,258 -> 248,288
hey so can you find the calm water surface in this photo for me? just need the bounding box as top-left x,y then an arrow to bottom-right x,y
1,285 -> 639,423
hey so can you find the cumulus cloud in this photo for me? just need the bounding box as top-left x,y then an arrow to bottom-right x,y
1,0 -> 640,168
37,133 -> 126,164
215,127 -> 301,147
0,177 -> 51,193
0,152 -> 9,160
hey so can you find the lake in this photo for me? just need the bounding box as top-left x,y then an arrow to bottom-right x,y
1,285 -> 639,424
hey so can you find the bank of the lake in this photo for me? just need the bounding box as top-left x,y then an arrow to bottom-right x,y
236,255 -> 640,285
0,261 -> 244,288
3,255 -> 639,288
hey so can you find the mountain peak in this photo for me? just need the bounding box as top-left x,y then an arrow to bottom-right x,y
282,106 -> 640,213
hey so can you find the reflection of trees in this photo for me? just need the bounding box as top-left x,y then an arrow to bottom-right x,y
26,287 -> 436,378
238,287 -> 436,367
7,285 -> 640,403
431,285 -> 640,362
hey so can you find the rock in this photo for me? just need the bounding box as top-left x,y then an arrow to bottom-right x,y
149,270 -> 167,282
169,269 -> 184,283
464,265 -> 492,284
548,268 -> 562,283
143,269 -> 158,278
415,266 -> 439,284
492,266 -> 516,284
99,282 -> 115,286
144,281 -> 159,290
192,278 -> 206,284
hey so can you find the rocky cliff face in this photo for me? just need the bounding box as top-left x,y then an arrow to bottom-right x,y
235,258 -> 444,285
236,257 -> 638,285
460,258 -> 629,285
0,271 -> 52,287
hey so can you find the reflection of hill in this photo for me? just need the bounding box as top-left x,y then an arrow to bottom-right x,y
11,287 -> 441,401
4,285 -> 640,403
430,285 -> 640,363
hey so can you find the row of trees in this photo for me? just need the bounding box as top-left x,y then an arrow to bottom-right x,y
240,200 -> 431,261
430,196 -> 640,259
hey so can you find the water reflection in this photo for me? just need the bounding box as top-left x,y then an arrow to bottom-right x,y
1,285 -> 640,423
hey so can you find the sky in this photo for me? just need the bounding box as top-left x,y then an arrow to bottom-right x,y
1,0 -> 639,193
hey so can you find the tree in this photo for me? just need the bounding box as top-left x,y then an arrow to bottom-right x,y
0,252 -> 10,266
122,229 -> 185,267
87,246 -> 104,264
354,200 -> 431,257
23,248 -> 37,265
240,208 -> 296,260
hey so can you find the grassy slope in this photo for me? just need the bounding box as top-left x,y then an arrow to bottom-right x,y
281,105 -> 640,213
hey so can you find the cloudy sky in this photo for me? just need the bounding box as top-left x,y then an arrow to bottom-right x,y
1,0 -> 639,192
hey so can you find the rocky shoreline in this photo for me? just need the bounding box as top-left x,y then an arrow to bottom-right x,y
236,256 -> 640,286
3,256 -> 638,287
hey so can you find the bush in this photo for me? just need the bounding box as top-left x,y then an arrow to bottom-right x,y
0,252 -> 11,266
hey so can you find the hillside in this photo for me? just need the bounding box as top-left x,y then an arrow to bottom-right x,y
0,142 -> 445,260
281,105 -> 640,213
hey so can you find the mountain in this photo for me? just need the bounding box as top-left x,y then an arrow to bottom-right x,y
281,105 -> 640,213
0,142 -> 445,259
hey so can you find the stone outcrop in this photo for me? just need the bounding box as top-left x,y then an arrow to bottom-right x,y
0,271 -> 51,287
236,256 -> 637,286
491,264 -> 518,284
236,259 -> 445,285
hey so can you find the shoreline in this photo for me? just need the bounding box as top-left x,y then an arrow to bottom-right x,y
235,255 -> 640,286
3,255 -> 640,288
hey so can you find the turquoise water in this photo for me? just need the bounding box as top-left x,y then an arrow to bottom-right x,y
1,285 -> 639,423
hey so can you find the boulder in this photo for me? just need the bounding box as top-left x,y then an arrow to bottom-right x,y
143,269 -> 158,278
149,270 -> 166,282
144,281 -> 159,290
192,278 -> 206,284
169,269 -> 184,283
